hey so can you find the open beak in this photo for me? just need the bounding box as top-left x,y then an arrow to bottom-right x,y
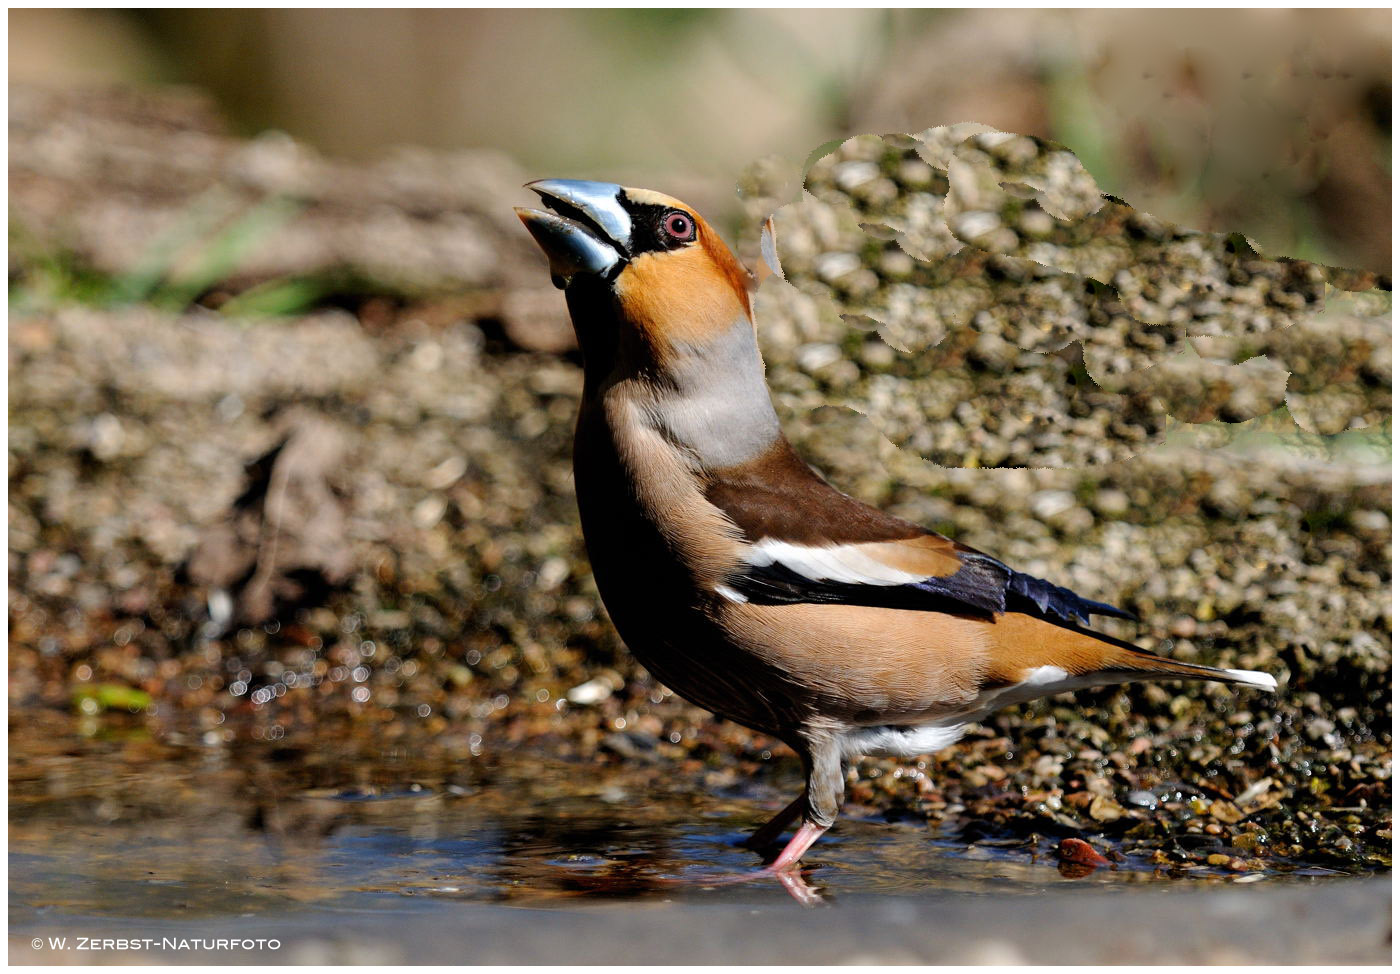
514,179 -> 633,289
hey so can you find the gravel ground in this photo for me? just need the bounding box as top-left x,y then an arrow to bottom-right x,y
9,88 -> 1391,877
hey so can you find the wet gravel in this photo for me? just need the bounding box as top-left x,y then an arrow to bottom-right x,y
8,91 -> 1391,878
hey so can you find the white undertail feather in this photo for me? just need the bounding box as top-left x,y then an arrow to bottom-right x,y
843,722 -> 968,759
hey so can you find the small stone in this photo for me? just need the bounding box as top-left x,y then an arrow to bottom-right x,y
954,211 -> 1002,240
1231,833 -> 1262,852
566,677 -> 613,706
88,413 -> 126,460
1126,789 -> 1158,809
795,343 -> 844,371
1030,490 -> 1077,519
814,252 -> 861,282
1094,489 -> 1130,516
1088,794 -> 1124,822
423,456 -> 467,489
1056,837 -> 1110,868
536,557 -> 569,591
1169,615 -> 1198,638
1235,777 -> 1274,809
1018,208 -> 1055,238
412,496 -> 447,529
1209,800 -> 1245,824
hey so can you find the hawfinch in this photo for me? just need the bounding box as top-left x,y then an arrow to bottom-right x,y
514,180 -> 1277,875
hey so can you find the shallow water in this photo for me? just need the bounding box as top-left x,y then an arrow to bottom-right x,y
8,719 -> 1389,964
5,727 -> 1251,913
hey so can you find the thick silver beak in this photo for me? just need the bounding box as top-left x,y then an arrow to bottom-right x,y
514,179 -> 634,289
527,179 -> 633,252
515,207 -> 621,287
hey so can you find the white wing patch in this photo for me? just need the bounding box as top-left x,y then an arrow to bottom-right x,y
743,539 -> 925,587
713,583 -> 749,604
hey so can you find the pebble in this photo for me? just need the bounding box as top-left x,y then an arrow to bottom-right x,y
1126,790 -> 1158,809
566,678 -> 614,706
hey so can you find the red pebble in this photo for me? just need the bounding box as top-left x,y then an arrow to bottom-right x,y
1056,837 -> 1111,869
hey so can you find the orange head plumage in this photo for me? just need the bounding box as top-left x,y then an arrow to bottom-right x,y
516,180 -> 755,374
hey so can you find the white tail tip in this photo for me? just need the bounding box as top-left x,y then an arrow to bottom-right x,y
1223,668 -> 1278,691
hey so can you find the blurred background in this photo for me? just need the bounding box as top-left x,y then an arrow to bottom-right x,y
8,8 -> 1392,959
9,8 -> 1391,269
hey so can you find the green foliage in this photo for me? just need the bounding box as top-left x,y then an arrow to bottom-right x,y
9,224 -> 117,310
1043,56 -> 1121,196
594,7 -> 720,41
72,683 -> 153,715
10,192 -> 304,317
218,275 -> 332,317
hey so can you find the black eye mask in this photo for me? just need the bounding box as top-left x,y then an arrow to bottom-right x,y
622,199 -> 698,254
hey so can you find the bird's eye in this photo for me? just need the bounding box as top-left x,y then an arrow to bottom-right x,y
661,211 -> 695,241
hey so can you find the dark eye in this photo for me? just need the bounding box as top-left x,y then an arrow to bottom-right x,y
661,211 -> 694,241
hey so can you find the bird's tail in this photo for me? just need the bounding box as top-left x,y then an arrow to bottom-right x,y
1105,644 -> 1278,691
993,611 -> 1279,692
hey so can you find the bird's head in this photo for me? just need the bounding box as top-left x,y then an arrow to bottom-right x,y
515,180 -> 756,378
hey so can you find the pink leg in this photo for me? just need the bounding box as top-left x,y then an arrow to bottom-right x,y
762,739 -> 840,872
765,820 -> 828,872
742,793 -> 806,849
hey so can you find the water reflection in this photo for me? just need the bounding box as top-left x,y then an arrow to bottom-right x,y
10,713 -> 1308,925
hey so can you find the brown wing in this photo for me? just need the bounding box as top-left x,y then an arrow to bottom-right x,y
705,438 -> 1132,625
703,436 -> 931,546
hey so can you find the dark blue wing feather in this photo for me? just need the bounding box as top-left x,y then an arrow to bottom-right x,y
1002,565 -> 1136,624
727,547 -> 1134,626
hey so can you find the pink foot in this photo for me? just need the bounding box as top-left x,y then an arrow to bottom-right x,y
647,819 -> 832,905
765,821 -> 828,872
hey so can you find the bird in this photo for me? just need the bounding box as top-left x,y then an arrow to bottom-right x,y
514,179 -> 1278,878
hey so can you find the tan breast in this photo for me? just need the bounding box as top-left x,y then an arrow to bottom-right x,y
574,389 -> 806,735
